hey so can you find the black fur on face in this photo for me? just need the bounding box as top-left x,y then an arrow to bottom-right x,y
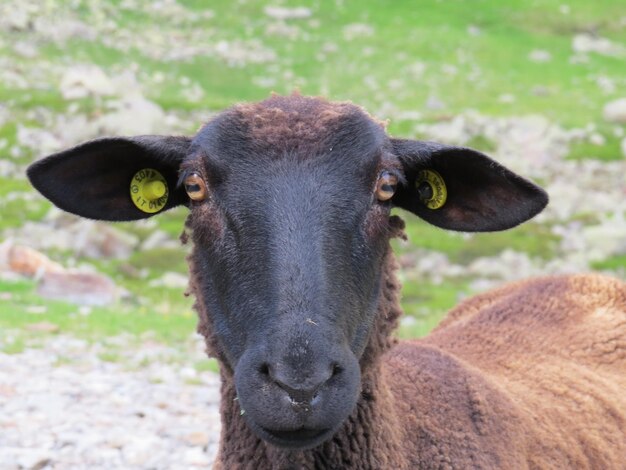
26,94 -> 548,450
184,97 -> 398,448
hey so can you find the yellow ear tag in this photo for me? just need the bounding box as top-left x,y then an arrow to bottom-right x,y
130,168 -> 169,213
416,169 -> 447,209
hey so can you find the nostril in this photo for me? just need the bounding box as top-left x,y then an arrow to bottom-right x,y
273,376 -> 322,406
263,361 -> 342,405
259,363 -> 271,376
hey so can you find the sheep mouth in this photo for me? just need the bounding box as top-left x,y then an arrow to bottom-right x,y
260,426 -> 331,448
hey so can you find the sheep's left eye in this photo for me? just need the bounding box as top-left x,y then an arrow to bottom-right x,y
375,171 -> 398,201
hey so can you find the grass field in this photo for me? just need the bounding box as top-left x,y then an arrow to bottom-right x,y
1,0 -> 625,363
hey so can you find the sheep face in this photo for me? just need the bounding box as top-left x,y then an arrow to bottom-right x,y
183,98 -> 397,449
27,95 -> 548,451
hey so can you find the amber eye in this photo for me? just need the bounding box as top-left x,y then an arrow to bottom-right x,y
184,173 -> 207,201
375,171 -> 398,201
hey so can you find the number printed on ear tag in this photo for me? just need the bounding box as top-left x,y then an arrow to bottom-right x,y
130,168 -> 169,213
416,169 -> 447,210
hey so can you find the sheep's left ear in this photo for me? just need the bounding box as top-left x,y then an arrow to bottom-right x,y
27,135 -> 191,221
391,139 -> 548,232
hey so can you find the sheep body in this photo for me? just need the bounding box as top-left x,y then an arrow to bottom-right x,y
393,273 -> 626,469
26,95 -> 626,469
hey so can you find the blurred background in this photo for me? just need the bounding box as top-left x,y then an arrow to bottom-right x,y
0,0 -> 625,468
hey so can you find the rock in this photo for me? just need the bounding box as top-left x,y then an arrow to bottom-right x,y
263,6 -> 312,20
12,40 -> 38,58
96,94 -> 169,136
9,216 -> 139,259
0,241 -> 64,278
122,436 -> 163,466
0,158 -> 17,177
596,75 -> 616,94
37,271 -> 118,306
342,23 -> 374,40
141,230 -> 178,250
25,322 -> 60,333
581,213 -> 626,261
60,65 -> 115,99
589,133 -> 605,146
603,98 -> 626,124
0,335 -> 221,467
528,49 -> 552,63
16,452 -> 53,470
148,272 -> 188,289
395,110 -> 423,121
16,125 -> 62,155
498,94 -> 516,104
104,432 -> 127,450
425,95 -> 446,111
572,34 -> 625,57
252,75 -> 278,88
0,383 -> 16,396
468,250 -> 538,281
407,61 -> 426,79
25,306 -> 47,315
467,25 -> 481,36
182,431 -> 209,447
531,85 -> 550,96
183,447 -> 211,466
408,251 -> 465,284
80,224 -> 139,259
212,40 -> 277,68
265,21 -> 302,40
0,2 -> 36,31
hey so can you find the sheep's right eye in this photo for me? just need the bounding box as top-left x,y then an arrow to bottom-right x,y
184,173 -> 207,201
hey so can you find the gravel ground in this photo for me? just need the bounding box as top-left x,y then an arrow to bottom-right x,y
0,337 -> 221,470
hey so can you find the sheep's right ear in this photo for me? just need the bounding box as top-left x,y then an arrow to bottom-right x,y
27,135 -> 191,221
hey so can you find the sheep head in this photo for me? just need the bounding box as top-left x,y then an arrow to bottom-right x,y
27,94 -> 548,450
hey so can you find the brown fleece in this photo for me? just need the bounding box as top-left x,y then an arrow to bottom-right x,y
228,93 -> 386,158
188,219 -> 626,469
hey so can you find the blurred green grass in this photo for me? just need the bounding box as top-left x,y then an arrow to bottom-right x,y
1,0 -> 625,355
3,1 -> 626,129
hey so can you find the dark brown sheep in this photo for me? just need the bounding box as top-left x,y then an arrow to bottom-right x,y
28,95 -> 626,469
